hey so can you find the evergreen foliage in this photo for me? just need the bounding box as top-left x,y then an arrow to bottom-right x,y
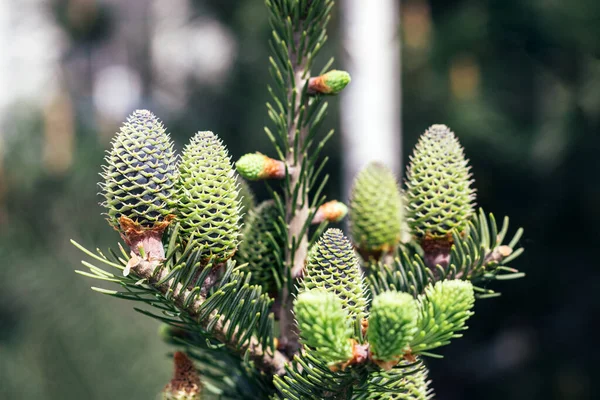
410,280 -> 475,355
294,289 -> 353,365
72,0 -> 526,398
368,292 -> 418,363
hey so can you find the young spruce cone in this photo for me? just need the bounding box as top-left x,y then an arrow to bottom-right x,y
349,162 -> 403,258
236,200 -> 283,292
178,131 -> 241,263
100,109 -> 178,230
405,125 -> 476,267
302,228 -> 368,324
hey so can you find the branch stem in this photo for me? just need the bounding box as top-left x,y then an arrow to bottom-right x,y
129,248 -> 289,376
279,28 -> 310,356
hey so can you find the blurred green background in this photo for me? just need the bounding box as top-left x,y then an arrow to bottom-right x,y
0,0 -> 598,399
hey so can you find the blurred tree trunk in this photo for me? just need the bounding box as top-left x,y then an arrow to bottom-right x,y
340,0 -> 401,197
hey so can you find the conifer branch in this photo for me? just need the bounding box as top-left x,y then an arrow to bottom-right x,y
126,255 -> 289,376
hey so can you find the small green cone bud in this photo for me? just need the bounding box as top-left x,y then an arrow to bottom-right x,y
236,175 -> 255,222
349,162 -> 403,257
405,125 -> 476,241
236,200 -> 283,292
302,228 -> 368,324
312,200 -> 348,224
295,289 -> 353,365
178,131 -> 241,262
368,292 -> 418,366
162,352 -> 202,400
235,152 -> 286,180
308,70 -> 351,95
411,280 -> 475,353
100,109 -> 178,229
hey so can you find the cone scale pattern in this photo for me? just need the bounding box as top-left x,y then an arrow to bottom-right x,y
302,228 -> 368,323
100,110 -> 178,229
177,131 -> 241,262
349,162 -> 403,256
405,125 -> 476,241
236,200 -> 283,291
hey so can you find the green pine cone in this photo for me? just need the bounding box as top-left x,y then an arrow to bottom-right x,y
411,280 -> 475,353
236,200 -> 283,291
302,228 -> 368,323
405,124 -> 476,240
349,162 -> 403,255
294,289 -> 354,365
177,131 -> 241,262
368,291 -> 418,362
100,109 -> 178,228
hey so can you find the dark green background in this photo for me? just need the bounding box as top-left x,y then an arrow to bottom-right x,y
1,0 -> 598,398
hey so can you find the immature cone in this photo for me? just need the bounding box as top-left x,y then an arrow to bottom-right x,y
100,109 -> 178,229
368,292 -> 419,368
162,352 -> 202,400
349,162 -> 403,257
405,125 -> 476,267
411,280 -> 475,353
178,131 -> 241,262
295,289 -> 353,366
308,70 -> 351,95
236,200 -> 283,292
302,228 -> 368,324
235,152 -> 286,180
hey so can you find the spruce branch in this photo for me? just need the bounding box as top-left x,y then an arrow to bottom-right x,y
74,238 -> 289,377
264,0 -> 340,356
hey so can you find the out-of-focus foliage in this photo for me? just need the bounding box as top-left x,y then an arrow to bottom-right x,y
0,0 -> 598,399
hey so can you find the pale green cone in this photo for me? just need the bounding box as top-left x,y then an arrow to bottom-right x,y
235,200 -> 283,291
405,124 -> 476,240
100,109 -> 178,229
294,289 -> 354,365
177,131 -> 241,262
349,162 -> 403,255
302,228 -> 368,324
368,291 -> 419,363
411,280 -> 475,353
